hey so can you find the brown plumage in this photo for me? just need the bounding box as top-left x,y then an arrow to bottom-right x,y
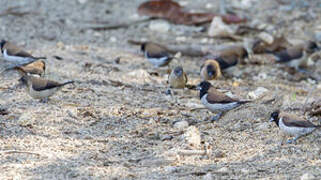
270,111 -> 321,143
1,40 -> 46,59
141,42 -> 172,67
168,66 -> 187,89
198,81 -> 250,121
200,59 -> 222,80
19,75 -> 74,102
274,41 -> 319,62
10,60 -> 46,76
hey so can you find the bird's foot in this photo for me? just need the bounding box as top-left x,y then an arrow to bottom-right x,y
40,98 -> 49,103
211,112 -> 223,122
286,139 -> 296,144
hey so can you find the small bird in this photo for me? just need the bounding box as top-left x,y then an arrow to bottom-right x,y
0,40 -> 46,66
18,74 -> 74,102
5,60 -> 46,77
197,81 -> 250,121
141,42 -> 173,67
270,111 -> 321,144
273,41 -> 319,63
200,59 -> 222,80
168,66 -> 187,89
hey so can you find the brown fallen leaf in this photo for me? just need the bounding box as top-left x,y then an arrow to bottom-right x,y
138,0 -> 246,25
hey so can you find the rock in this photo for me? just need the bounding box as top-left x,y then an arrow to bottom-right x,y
217,167 -> 229,173
173,120 -> 189,131
258,32 -> 274,44
248,87 -> 269,99
314,31 -> 321,42
208,17 -> 234,37
78,0 -> 87,4
184,126 -> 201,149
149,20 -> 170,33
164,166 -> 179,173
203,173 -> 213,180
176,36 -> 187,42
300,173 -> 315,180
256,122 -> 269,131
109,36 -> 117,42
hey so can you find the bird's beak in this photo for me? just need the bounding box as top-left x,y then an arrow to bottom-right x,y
269,117 -> 274,122
196,85 -> 201,90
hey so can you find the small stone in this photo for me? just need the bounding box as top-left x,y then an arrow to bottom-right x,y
184,126 -> 201,149
56,41 -> 65,49
161,135 -> 173,141
78,0 -> 87,4
208,17 -> 234,37
314,31 -> 321,42
173,120 -> 189,131
203,173 -> 213,180
256,122 -> 269,131
176,36 -> 187,42
109,37 -> 117,42
300,173 -> 315,180
248,87 -> 269,99
217,167 -> 229,173
258,32 -> 274,44
164,166 -> 179,173
149,20 -> 170,33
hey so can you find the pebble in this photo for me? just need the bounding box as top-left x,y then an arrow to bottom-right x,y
176,36 -> 187,42
258,32 -> 274,44
300,173 -> 315,180
184,126 -> 201,149
78,0 -> 87,4
203,173 -> 213,180
149,20 -> 170,33
248,87 -> 269,99
314,31 -> 321,42
173,120 -> 189,131
109,37 -> 117,42
255,122 -> 269,131
208,17 -> 234,37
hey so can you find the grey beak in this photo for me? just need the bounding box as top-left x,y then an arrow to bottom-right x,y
269,117 -> 274,122
196,85 -> 201,90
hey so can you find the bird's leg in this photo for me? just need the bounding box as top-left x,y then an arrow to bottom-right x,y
40,97 -> 49,103
211,112 -> 223,122
287,135 -> 302,144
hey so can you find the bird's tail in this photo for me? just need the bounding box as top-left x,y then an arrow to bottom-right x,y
60,81 -> 74,87
239,100 -> 252,104
34,56 -> 47,60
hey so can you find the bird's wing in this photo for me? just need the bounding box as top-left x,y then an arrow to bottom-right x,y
31,78 -> 61,91
146,43 -> 170,58
5,43 -> 33,58
206,88 -> 238,104
282,114 -> 316,128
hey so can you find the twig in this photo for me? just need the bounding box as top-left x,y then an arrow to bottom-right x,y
0,150 -> 41,156
82,18 -> 154,31
0,6 -> 37,17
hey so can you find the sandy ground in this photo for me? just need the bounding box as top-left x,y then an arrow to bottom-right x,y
0,0 -> 321,179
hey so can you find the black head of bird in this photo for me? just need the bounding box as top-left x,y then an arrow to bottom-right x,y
270,110 -> 280,125
207,65 -> 216,79
141,43 -> 146,53
197,81 -> 211,99
174,66 -> 183,77
306,41 -> 319,53
0,40 -> 6,53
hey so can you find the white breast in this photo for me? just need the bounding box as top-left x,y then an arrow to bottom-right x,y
28,86 -> 58,99
145,52 -> 169,67
279,118 -> 315,136
3,49 -> 33,64
201,94 -> 240,113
